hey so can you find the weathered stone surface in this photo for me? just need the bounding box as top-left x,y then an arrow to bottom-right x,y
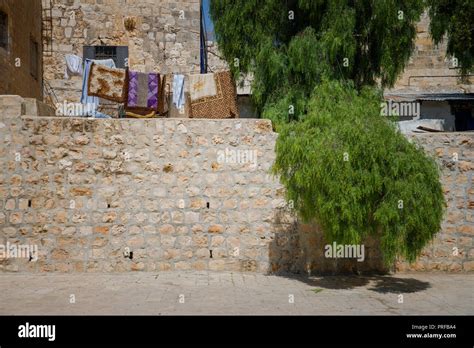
208,225 -> 224,234
389,11 -> 474,95
397,133 -> 474,272
0,97 -> 472,273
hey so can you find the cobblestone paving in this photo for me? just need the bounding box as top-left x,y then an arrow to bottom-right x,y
0,272 -> 472,315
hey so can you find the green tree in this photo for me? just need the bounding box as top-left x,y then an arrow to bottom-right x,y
211,0 -> 425,116
273,80 -> 445,263
210,0 -> 446,265
427,0 -> 474,75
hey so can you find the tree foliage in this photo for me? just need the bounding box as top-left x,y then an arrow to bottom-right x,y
211,0 -> 424,114
427,0 -> 474,75
272,80 -> 445,264
210,1 -> 446,265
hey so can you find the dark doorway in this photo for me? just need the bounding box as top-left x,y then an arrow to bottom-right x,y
454,106 -> 474,131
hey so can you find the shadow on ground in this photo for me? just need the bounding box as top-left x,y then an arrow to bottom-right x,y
276,274 -> 431,293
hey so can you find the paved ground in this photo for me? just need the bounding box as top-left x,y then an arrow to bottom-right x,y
0,272 -> 472,315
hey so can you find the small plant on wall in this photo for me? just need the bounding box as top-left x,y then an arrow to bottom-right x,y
124,16 -> 136,31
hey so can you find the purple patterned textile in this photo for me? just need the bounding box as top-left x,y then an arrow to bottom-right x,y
127,71 -> 139,107
147,73 -> 159,109
126,70 -> 160,112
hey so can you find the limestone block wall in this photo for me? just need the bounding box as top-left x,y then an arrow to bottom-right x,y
392,11 -> 473,93
0,95 -> 472,273
206,41 -> 228,73
396,133 -> 474,272
0,95 -> 289,273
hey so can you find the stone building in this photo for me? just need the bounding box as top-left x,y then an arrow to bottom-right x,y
0,2 -> 473,274
41,0 -> 257,118
42,0 -> 202,112
0,0 -> 43,100
386,11 -> 474,131
1,1 -> 472,123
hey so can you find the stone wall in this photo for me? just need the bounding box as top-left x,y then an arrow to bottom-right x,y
396,133 -> 474,272
0,95 -> 473,273
391,11 -> 473,93
44,0 -> 201,105
0,95 -> 285,273
206,40 -> 228,74
0,0 -> 43,99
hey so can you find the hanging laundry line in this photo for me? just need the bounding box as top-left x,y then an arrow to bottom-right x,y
62,51 -> 239,119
